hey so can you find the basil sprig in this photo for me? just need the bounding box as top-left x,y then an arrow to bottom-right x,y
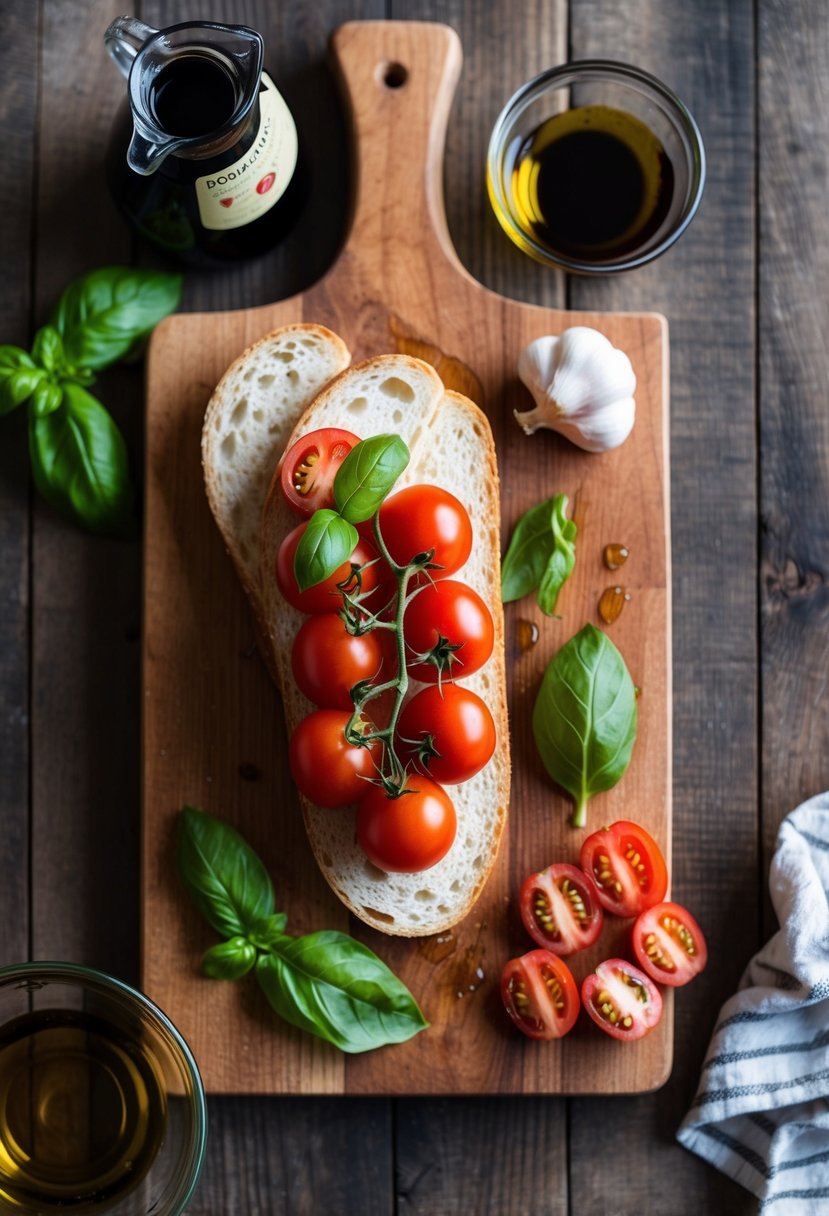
501,493 -> 577,615
1,266 -> 181,537
533,623 -> 637,828
178,807 -> 428,1054
293,434 -> 409,592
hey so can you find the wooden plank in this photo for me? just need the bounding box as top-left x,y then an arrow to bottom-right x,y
30,0 -> 139,975
566,1 -> 758,1212
758,0 -> 829,924
142,19 -> 670,1098
0,0 -> 38,968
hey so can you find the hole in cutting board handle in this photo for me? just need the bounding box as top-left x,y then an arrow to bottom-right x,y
377,61 -> 408,89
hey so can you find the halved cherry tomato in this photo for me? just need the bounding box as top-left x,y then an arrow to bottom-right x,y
632,901 -> 708,987
378,485 -> 472,578
280,428 -> 359,516
579,820 -> 668,917
356,774 -> 456,872
288,709 -> 377,808
396,683 -> 495,784
519,863 -> 604,955
404,580 -> 494,682
291,614 -> 390,710
276,524 -> 386,615
501,949 -> 579,1041
581,959 -> 663,1041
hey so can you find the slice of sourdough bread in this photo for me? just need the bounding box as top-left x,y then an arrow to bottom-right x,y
202,324 -> 351,656
260,357 -> 510,937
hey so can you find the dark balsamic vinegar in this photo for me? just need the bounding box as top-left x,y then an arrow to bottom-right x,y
150,56 -> 237,137
510,105 -> 674,261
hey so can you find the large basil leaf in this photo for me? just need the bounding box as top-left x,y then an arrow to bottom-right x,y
532,623 -> 637,828
51,267 -> 182,371
0,346 -> 44,415
501,493 -> 576,615
28,384 -> 135,537
333,434 -> 410,524
178,807 -> 275,940
293,509 -> 358,592
256,932 -> 428,1053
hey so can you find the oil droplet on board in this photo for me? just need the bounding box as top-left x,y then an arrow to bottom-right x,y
603,542 -> 630,570
598,585 -> 631,624
418,932 -> 457,965
516,618 -> 539,651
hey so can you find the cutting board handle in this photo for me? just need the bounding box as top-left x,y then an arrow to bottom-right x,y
330,21 -> 464,273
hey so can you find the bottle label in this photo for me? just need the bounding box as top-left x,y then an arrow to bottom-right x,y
195,74 -> 298,231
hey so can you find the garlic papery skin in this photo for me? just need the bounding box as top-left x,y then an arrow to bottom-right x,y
515,327 -> 636,453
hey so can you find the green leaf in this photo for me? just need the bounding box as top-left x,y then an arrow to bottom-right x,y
255,931 -> 428,1053
247,913 -> 289,950
536,497 -> 577,615
31,326 -> 66,374
293,509 -> 358,592
31,381 -> 64,418
201,937 -> 257,980
333,434 -> 410,524
177,807 -> 275,940
51,267 -> 182,371
532,623 -> 637,829
28,384 -> 135,537
0,347 -> 44,415
501,493 -> 577,614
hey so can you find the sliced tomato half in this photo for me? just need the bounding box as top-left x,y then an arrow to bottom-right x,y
519,863 -> 604,956
632,901 -> 708,987
581,959 -> 663,1041
579,820 -> 668,917
500,949 -> 579,1041
280,427 -> 359,516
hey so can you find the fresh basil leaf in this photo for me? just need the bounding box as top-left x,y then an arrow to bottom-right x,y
502,493 -> 576,615
31,381 -> 64,418
178,806 -> 275,940
51,267 -> 182,371
294,509 -> 358,592
201,937 -> 257,980
536,497 -> 577,615
247,913 -> 289,950
256,931 -> 428,1053
31,325 -> 66,375
0,347 -> 44,415
333,434 -> 410,524
28,384 -> 135,537
532,623 -> 637,829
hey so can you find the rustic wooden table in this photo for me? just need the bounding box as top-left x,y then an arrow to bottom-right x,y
1,1 -> 824,1212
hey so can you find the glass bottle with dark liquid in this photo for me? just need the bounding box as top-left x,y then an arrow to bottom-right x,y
104,17 -> 303,265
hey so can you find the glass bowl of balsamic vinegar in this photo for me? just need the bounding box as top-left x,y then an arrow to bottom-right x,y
0,963 -> 206,1214
487,60 -> 705,274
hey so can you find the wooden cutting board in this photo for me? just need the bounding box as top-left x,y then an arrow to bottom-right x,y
142,20 -> 671,1095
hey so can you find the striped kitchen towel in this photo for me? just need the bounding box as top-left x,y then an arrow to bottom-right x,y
677,792 -> 829,1213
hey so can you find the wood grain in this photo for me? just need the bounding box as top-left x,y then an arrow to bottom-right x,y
142,19 -> 670,1096
566,1 -> 758,1212
758,0 -> 829,927
0,0 -> 37,968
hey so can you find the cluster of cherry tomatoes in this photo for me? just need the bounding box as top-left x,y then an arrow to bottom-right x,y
275,427 -> 498,873
501,820 -> 707,1042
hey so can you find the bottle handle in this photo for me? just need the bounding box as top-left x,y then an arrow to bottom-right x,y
104,16 -> 157,78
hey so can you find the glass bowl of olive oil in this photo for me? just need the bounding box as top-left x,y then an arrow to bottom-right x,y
0,962 -> 206,1214
487,60 -> 705,273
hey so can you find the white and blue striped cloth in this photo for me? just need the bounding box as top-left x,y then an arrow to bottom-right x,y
678,792 -> 829,1213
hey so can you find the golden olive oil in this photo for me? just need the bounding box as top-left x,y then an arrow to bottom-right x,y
509,105 -> 674,261
0,1008 -> 166,1210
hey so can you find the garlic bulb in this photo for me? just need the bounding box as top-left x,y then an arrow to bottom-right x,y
515,327 -> 636,453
